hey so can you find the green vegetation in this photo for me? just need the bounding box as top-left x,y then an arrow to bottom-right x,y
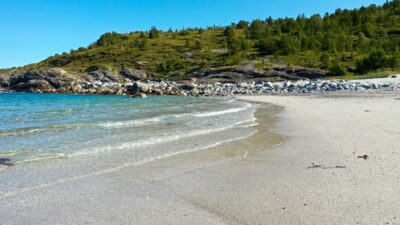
4,0 -> 400,79
356,50 -> 398,73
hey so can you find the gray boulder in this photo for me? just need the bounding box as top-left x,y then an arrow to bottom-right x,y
127,82 -> 149,94
178,83 -> 197,91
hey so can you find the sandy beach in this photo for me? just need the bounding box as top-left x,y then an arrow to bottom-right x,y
236,91 -> 400,224
1,91 -> 400,225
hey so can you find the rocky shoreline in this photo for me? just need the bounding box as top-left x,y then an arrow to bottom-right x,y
0,67 -> 399,97
124,76 -> 400,97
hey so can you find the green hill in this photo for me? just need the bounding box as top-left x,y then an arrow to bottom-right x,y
2,0 -> 400,79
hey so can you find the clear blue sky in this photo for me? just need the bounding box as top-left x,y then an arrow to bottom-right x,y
0,0 -> 386,68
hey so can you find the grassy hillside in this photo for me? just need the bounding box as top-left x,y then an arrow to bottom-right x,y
2,0 -> 400,79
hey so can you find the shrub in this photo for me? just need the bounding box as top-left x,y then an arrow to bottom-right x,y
328,64 -> 346,76
149,27 -> 160,39
96,32 -> 128,46
258,36 -> 280,54
356,50 -> 398,74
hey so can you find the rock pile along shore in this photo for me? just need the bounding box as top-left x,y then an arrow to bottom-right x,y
126,76 -> 400,97
0,67 -> 398,97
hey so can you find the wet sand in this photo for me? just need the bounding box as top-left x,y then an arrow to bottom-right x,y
1,91 -> 400,224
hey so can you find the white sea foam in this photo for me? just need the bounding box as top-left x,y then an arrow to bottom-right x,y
193,103 -> 252,118
0,151 -> 18,157
0,128 -> 46,137
1,96 -> 257,173
98,117 -> 164,128
0,123 -> 87,137
67,115 -> 257,158
98,103 -> 253,128
0,128 -> 256,199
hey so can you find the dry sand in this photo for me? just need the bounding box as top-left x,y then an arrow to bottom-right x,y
1,91 -> 400,225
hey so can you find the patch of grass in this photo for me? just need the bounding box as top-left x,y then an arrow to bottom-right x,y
329,69 -> 400,80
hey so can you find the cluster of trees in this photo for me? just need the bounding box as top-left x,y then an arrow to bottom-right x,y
224,27 -> 251,54
224,0 -> 400,73
94,32 -> 128,46
356,50 -> 398,74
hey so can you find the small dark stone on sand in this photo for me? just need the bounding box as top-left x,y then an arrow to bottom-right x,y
307,163 -> 346,169
307,163 -> 322,169
358,155 -> 369,160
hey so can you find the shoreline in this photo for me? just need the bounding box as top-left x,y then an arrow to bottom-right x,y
0,97 -> 284,224
1,91 -> 399,224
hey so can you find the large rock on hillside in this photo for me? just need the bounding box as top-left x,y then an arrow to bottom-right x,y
36,68 -> 75,89
11,79 -> 55,93
292,68 -> 326,79
198,64 -> 305,84
8,68 -> 77,93
275,67 -> 326,79
120,67 -> 147,81
204,71 -> 246,83
86,66 -> 120,83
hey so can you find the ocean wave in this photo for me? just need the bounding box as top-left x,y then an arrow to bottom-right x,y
97,103 -> 252,128
17,153 -> 66,163
0,151 -> 18,157
0,127 -> 46,137
0,124 -> 88,137
0,129 -> 256,199
193,104 -> 251,117
98,117 -> 164,128
67,115 -> 257,158
96,112 -> 191,128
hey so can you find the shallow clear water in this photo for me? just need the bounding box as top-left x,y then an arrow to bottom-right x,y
0,93 -> 257,165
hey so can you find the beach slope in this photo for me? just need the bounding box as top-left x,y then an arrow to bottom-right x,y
235,92 -> 400,224
1,91 -> 399,225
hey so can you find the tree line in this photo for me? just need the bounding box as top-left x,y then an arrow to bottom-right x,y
47,0 -> 400,76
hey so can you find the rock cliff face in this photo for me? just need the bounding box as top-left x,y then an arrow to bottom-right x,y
0,67 -> 148,95
189,65 -> 325,83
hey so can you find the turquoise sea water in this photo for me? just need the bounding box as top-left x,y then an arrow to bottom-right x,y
0,93 -> 257,166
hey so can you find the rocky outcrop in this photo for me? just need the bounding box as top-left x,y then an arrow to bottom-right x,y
0,67 -> 145,94
7,68 -> 76,93
281,67 -> 326,79
86,66 -> 121,83
120,67 -> 147,81
193,65 -> 326,83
